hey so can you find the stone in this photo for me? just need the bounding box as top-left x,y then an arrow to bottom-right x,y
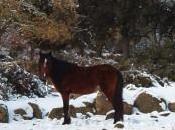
69,103 -> 95,117
0,104 -> 9,123
48,108 -> 63,120
95,92 -> 113,115
124,71 -> 152,87
70,94 -> 82,99
168,102 -> 175,112
96,92 -> 133,115
159,111 -> 170,117
48,101 -> 95,119
105,102 -> 133,120
105,110 -> 114,120
134,92 -> 165,113
123,102 -> 133,115
28,102 -> 42,119
14,108 -> 33,120
114,121 -> 124,129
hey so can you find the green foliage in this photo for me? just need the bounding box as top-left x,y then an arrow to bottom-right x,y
132,39 -> 175,80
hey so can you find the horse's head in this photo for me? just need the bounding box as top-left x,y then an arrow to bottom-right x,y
38,51 -> 53,82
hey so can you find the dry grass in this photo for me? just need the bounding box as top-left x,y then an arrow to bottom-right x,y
0,0 -> 77,44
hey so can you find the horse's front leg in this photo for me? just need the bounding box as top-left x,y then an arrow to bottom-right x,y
61,92 -> 71,125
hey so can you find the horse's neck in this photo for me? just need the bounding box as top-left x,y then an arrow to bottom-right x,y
49,59 -> 74,83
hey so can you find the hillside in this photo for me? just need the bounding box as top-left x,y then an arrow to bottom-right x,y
0,0 -> 175,130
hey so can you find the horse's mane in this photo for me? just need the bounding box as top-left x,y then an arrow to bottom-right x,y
51,55 -> 76,67
49,55 -> 77,79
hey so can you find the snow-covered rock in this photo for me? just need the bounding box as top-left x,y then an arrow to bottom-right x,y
0,54 -> 50,100
14,108 -> 33,120
168,102 -> 175,112
95,92 -> 113,115
96,92 -> 133,115
48,101 -> 96,119
28,102 -> 42,119
123,70 -> 166,88
134,92 -> 166,113
0,104 -> 9,123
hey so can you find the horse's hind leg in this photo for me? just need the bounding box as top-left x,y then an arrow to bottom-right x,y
112,90 -> 123,124
101,85 -> 123,124
61,92 -> 71,125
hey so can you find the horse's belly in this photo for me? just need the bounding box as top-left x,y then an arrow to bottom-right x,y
63,72 -> 99,94
70,83 -> 98,94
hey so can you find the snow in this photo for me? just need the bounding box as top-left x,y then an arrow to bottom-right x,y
123,82 -> 175,105
1,80 -> 175,129
70,93 -> 97,107
1,112 -> 175,130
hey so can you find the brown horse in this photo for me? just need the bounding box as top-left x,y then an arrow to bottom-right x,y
38,51 -> 124,125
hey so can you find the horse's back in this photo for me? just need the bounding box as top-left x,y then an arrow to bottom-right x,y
59,64 -> 119,94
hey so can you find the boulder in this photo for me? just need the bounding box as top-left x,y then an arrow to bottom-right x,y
96,92 -> 133,115
48,102 -> 95,119
159,111 -> 170,117
105,110 -> 114,120
95,92 -> 113,115
134,92 -> 165,113
69,103 -> 95,117
14,108 -> 33,120
124,102 -> 133,115
0,104 -> 9,123
106,102 -> 133,120
168,102 -> 175,112
70,94 -> 82,99
28,102 -> 42,119
0,54 -> 49,100
114,121 -> 124,128
48,108 -> 63,120
123,71 -> 152,87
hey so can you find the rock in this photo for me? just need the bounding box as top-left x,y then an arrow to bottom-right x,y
123,71 -> 152,87
137,76 -> 152,87
114,121 -> 124,128
70,94 -> 81,99
106,102 -> 133,120
168,102 -> 175,112
96,92 -> 133,115
0,54 -> 49,99
105,110 -> 114,120
124,102 -> 133,115
48,102 -> 95,119
106,102 -> 132,120
28,102 -> 42,119
48,108 -> 63,120
0,104 -> 9,123
14,108 -> 32,120
159,111 -> 170,117
69,103 -> 95,117
95,92 -> 113,115
134,92 -> 165,113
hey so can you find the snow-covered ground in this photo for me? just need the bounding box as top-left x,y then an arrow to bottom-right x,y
1,82 -> 175,130
1,113 -> 175,130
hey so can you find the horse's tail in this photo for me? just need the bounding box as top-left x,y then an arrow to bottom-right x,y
117,70 -> 124,96
114,70 -> 123,99
113,70 -> 124,123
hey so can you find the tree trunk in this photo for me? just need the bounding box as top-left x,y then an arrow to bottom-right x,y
119,37 -> 130,58
96,41 -> 105,57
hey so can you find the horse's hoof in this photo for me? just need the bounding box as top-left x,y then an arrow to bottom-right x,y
114,121 -> 124,129
62,118 -> 71,125
62,121 -> 71,125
